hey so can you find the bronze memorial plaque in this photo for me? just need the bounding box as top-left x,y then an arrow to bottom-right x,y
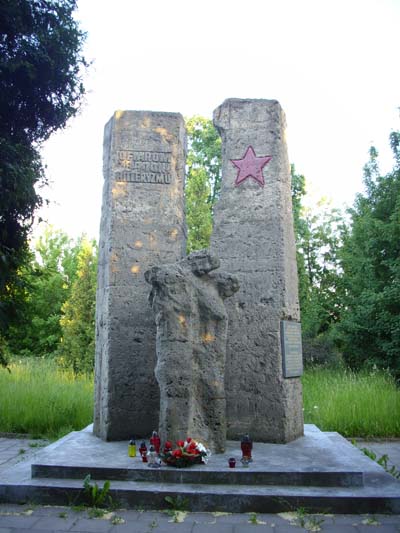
280,320 -> 303,378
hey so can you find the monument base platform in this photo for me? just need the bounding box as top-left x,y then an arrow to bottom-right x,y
1,425 -> 399,513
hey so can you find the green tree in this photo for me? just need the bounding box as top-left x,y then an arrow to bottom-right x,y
291,165 -> 308,317
58,238 -> 97,373
0,0 -> 87,341
5,227 -> 81,357
185,116 -> 221,252
336,132 -> 400,377
185,166 -> 213,253
291,165 -> 345,365
298,198 -> 344,338
0,242 -> 32,367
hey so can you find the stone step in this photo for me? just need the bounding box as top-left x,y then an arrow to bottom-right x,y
1,425 -> 399,514
1,476 -> 400,514
29,425 -> 366,488
31,463 -> 363,488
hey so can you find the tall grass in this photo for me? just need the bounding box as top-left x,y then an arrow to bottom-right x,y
1,359 -> 399,440
0,358 -> 93,439
302,367 -> 400,438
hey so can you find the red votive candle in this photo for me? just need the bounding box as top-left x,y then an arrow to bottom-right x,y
241,434 -> 253,460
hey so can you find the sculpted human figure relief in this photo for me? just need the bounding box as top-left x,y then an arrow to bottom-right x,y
145,250 -> 239,453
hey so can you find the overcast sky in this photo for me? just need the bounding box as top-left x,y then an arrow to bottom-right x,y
37,0 -> 400,241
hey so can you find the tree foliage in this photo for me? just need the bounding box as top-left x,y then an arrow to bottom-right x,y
185,116 -> 221,252
4,227 -> 98,372
5,227 -> 81,357
186,116 -> 222,205
58,238 -> 97,374
297,198 -> 344,337
0,142 -> 43,330
0,0 -> 87,144
185,166 -> 213,253
291,166 -> 344,366
0,0 -> 87,340
336,132 -> 400,377
291,165 -> 308,315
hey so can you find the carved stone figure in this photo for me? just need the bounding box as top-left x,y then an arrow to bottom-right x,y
145,250 -> 239,453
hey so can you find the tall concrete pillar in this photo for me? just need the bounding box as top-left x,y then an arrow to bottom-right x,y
94,110 -> 186,441
210,99 -> 303,443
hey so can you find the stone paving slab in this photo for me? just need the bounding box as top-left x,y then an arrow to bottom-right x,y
1,505 -> 400,532
0,437 -> 48,470
355,440 -> 400,473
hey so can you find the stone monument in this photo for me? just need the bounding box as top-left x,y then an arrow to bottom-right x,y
145,251 -> 239,452
210,98 -> 304,443
94,110 -> 186,441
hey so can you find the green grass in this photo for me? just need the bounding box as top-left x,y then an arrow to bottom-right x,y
0,358 -> 93,439
303,367 -> 400,438
1,359 -> 399,439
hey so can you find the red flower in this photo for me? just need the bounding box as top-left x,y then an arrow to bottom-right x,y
172,449 -> 183,457
176,440 -> 185,448
187,441 -> 197,452
186,437 -> 192,443
164,441 -> 173,449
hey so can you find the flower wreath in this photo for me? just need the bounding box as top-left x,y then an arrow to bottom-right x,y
160,438 -> 211,468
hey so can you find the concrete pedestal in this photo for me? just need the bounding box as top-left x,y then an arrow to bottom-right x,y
1,425 -> 399,513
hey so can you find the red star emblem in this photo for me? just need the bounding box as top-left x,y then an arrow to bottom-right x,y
231,146 -> 272,187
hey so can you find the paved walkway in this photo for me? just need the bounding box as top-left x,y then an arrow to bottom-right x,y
355,441 -> 400,475
0,436 -> 399,532
0,503 -> 400,532
0,436 -> 49,471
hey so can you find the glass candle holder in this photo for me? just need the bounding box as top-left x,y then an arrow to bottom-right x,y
139,441 -> 147,459
147,445 -> 161,468
128,439 -> 136,457
241,456 -> 250,467
240,434 -> 253,462
150,431 -> 161,454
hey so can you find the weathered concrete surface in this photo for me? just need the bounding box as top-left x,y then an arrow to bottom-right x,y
145,251 -> 239,452
94,110 -> 186,441
31,426 -> 363,488
1,425 -> 400,514
210,98 -> 303,443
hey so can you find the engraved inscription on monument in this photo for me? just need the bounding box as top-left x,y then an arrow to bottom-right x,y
114,150 -> 172,184
94,110 -> 186,441
280,320 -> 303,378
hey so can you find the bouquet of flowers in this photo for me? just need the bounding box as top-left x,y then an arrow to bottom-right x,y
160,438 -> 211,468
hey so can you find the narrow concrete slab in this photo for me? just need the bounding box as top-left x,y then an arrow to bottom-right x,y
0,425 -> 399,514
